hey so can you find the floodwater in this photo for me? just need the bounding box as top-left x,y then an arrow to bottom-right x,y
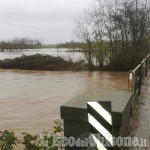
0,48 -> 84,62
0,69 -> 128,135
0,49 -> 128,136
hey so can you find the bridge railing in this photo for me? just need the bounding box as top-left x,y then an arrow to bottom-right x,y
128,53 -> 150,101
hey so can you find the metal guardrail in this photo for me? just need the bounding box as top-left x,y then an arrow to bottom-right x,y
128,53 -> 150,100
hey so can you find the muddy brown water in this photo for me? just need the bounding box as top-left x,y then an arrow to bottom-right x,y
0,69 -> 128,136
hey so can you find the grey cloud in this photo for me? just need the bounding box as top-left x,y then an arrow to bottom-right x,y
0,0 -> 91,43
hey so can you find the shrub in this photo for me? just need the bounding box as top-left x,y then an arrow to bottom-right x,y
0,130 -> 18,150
0,54 -> 86,71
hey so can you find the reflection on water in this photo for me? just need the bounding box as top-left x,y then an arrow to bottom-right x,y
0,48 -> 84,62
0,69 -> 128,135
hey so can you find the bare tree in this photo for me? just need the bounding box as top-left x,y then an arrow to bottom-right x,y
75,0 -> 150,71
75,12 -> 94,70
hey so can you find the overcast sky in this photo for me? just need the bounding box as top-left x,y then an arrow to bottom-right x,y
0,0 -> 92,44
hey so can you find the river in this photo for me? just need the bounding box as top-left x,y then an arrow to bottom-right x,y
0,49 -> 128,136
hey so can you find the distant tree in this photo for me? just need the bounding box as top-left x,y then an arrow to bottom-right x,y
0,38 -> 42,51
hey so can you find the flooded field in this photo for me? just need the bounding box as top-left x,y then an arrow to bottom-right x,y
0,48 -> 84,62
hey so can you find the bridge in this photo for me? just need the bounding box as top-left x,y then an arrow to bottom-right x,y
60,53 -> 150,150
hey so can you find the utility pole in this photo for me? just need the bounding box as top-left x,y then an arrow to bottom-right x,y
115,0 -> 124,14
135,0 -> 138,38
136,0 -> 138,11
114,0 -> 124,54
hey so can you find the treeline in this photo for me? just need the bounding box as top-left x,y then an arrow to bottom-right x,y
42,44 -> 57,48
57,41 -> 82,51
76,0 -> 150,71
0,38 -> 41,51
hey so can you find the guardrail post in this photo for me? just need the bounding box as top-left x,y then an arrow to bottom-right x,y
128,71 -> 135,92
146,54 -> 150,76
146,57 -> 148,77
139,64 -> 142,95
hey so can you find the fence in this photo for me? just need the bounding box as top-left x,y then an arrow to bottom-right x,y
128,53 -> 150,101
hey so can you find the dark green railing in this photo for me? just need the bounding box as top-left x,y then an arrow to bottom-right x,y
128,53 -> 150,100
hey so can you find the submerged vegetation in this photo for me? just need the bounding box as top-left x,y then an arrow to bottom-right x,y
75,0 -> 150,71
0,54 -> 86,71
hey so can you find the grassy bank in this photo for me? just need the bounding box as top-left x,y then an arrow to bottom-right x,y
0,54 -> 86,71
